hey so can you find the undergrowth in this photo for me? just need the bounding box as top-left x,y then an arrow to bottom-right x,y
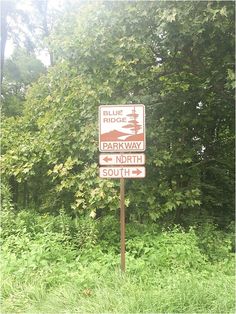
1,209 -> 235,313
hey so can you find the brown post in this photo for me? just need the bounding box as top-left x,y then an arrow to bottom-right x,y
120,177 -> 125,272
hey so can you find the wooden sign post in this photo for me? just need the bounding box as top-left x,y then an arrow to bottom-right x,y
120,177 -> 125,272
99,104 -> 146,272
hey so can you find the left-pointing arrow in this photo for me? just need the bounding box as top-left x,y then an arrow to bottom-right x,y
132,168 -> 142,176
103,156 -> 112,163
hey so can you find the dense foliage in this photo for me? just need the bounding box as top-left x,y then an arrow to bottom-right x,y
1,1 -> 234,226
1,1 -> 235,313
1,207 -> 235,313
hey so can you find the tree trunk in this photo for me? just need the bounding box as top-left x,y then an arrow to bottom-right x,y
9,176 -> 18,209
23,181 -> 29,208
1,1 -> 8,84
40,0 -> 54,66
49,51 -> 54,67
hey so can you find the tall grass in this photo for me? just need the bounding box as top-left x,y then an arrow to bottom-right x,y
2,257 -> 235,313
1,210 -> 235,313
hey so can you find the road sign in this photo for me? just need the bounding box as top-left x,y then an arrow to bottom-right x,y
99,104 -> 145,152
99,153 -> 145,166
99,166 -> 146,178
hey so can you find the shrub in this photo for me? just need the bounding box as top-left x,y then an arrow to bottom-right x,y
96,215 -> 120,252
1,207 -> 98,251
1,181 -> 14,212
0,181 -> 15,240
196,222 -> 233,261
126,225 -> 206,270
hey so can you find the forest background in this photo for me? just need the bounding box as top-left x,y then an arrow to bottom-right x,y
1,0 -> 235,313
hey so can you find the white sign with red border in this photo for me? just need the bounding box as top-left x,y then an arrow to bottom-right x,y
99,166 -> 146,179
99,153 -> 145,166
99,104 -> 145,152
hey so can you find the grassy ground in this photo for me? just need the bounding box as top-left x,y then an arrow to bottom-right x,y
1,212 -> 235,313
27,266 -> 235,313
1,249 -> 235,313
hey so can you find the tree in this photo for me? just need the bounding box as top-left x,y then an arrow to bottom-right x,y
1,1 -> 234,227
1,0 -> 35,83
1,48 -> 46,116
1,0 -> 60,84
152,1 -> 235,225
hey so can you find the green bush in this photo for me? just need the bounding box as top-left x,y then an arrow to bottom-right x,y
1,208 -> 98,250
1,181 -> 14,212
0,181 -> 15,240
196,222 -> 233,261
96,215 -> 120,252
126,226 -> 206,270
2,231 -> 77,272
1,215 -> 235,314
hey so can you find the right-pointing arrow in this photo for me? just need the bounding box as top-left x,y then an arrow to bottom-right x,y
132,168 -> 142,176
